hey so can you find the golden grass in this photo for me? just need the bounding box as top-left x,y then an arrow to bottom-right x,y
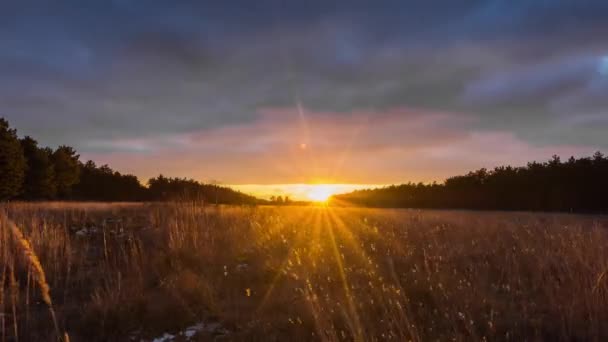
1,215 -> 67,341
1,202 -> 607,341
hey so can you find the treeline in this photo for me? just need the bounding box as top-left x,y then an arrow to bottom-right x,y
333,153 -> 608,212
0,118 -> 259,204
147,175 -> 258,204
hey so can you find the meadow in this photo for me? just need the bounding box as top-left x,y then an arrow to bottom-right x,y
1,203 -> 607,341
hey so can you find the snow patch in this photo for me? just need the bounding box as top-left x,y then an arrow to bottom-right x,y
142,321 -> 229,341
151,332 -> 175,342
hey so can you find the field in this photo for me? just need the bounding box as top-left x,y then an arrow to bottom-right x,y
1,203 -> 608,341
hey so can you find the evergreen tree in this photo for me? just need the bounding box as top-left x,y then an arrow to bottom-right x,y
73,161 -> 147,201
20,136 -> 56,199
335,153 -> 608,212
0,118 -> 26,200
147,175 -> 258,204
51,145 -> 80,198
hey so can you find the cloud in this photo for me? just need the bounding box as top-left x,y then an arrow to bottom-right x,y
1,0 -> 607,181
82,106 -> 597,184
463,53 -> 608,109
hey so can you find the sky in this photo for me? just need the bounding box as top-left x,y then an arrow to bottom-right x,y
1,1 -> 608,199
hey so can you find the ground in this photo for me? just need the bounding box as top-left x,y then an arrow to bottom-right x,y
1,203 -> 608,341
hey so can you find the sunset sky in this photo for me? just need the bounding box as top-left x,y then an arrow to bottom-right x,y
2,1 -> 608,199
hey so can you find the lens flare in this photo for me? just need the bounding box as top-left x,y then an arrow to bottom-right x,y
306,185 -> 336,202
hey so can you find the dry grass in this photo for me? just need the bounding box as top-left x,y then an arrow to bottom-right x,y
1,202 -> 607,341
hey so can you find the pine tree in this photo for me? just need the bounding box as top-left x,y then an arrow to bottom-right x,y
0,118 -> 26,200
51,145 -> 80,198
20,136 -> 56,199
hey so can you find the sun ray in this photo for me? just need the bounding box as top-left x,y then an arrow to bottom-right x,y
255,208 -> 316,313
327,209 -> 374,266
302,209 -> 338,341
321,209 -> 364,340
328,208 -> 420,341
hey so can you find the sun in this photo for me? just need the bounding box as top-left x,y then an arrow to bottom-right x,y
306,185 -> 335,202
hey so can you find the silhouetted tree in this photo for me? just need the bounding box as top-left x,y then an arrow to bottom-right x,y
0,118 -> 26,200
269,195 -> 289,205
51,145 -> 80,198
73,161 -> 147,201
20,136 -> 56,199
0,117 -> 264,203
147,175 -> 258,204
334,153 -> 608,212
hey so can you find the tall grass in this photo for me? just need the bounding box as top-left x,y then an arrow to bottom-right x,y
0,202 -> 607,341
0,212 -> 69,341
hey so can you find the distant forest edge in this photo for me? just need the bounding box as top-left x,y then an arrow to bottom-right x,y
3,117 -> 608,211
0,118 -> 259,204
333,152 -> 608,212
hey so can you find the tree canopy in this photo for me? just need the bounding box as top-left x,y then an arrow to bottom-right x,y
0,118 -> 26,200
0,117 -> 259,204
333,153 -> 608,212
20,136 -> 56,199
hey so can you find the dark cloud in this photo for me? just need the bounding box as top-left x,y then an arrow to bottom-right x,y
1,0 -> 607,160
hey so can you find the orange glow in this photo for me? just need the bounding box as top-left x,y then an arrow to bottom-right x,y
230,183 -> 382,202
306,184 -> 336,202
